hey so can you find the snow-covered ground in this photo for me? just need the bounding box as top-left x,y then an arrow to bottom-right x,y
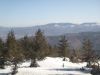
0,66 -> 11,75
0,57 -> 92,75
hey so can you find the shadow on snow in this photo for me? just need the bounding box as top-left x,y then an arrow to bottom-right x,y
48,68 -> 91,74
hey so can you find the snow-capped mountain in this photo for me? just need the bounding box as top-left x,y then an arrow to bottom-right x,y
0,23 -> 100,39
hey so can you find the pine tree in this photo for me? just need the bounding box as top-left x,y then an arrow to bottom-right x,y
19,35 -> 31,60
70,49 -> 77,62
82,39 -> 95,67
58,36 -> 70,61
6,30 -> 23,73
30,29 -> 50,67
70,49 -> 82,62
0,38 -> 5,69
48,45 -> 59,57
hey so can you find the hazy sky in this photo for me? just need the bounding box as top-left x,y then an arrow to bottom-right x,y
0,0 -> 100,27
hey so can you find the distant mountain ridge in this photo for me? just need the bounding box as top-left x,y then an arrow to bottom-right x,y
0,22 -> 100,39
47,32 -> 100,55
0,23 -> 100,53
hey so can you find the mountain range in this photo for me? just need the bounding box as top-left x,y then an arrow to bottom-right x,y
0,23 -> 100,39
0,23 -> 100,52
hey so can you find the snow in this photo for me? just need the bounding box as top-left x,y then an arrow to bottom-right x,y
38,57 -> 70,68
0,57 -> 92,75
0,66 -> 11,75
54,24 -> 60,27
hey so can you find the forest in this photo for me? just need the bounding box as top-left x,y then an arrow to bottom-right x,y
0,29 -> 100,75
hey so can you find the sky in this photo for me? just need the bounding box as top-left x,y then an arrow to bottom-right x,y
0,0 -> 100,27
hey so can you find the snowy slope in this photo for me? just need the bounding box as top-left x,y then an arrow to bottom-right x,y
0,66 -> 11,75
17,57 -> 91,75
0,57 -> 92,75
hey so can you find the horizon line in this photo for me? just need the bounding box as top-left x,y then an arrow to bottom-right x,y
0,22 -> 100,28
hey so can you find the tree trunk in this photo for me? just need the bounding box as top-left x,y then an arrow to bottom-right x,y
11,62 -> 18,75
63,57 -> 65,61
87,61 -> 91,67
30,58 -> 39,67
62,57 -> 65,68
0,57 -> 5,69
